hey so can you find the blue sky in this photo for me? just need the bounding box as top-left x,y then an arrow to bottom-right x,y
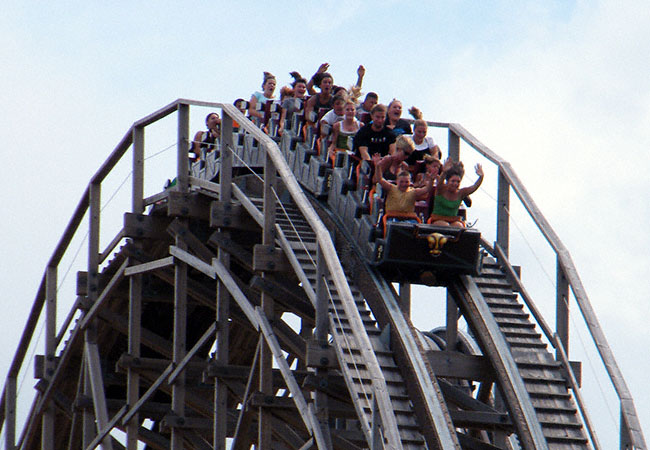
1,1 -> 648,447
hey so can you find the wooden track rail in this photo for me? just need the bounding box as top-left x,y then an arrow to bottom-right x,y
1,98 -> 645,450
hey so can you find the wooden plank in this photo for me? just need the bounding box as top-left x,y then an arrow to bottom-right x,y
85,343 -> 115,450
124,256 -> 174,276
166,190 -> 212,220
124,213 -> 173,240
170,246 -> 216,279
85,405 -> 128,450
168,323 -> 216,384
122,363 -> 174,426
252,244 -> 290,272
426,351 -> 494,381
249,275 -> 314,323
210,201 -> 259,231
79,259 -> 129,331
208,231 -> 253,270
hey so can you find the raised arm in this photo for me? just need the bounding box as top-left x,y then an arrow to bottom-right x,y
307,62 -> 329,95
372,155 -> 393,190
458,163 -> 484,197
355,65 -> 365,89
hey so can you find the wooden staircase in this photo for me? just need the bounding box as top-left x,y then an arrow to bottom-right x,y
471,256 -> 589,449
250,196 -> 427,449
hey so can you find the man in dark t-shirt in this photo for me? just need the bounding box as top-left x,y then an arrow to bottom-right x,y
353,104 -> 396,160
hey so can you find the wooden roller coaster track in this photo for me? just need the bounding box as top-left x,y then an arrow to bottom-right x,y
0,99 -> 645,450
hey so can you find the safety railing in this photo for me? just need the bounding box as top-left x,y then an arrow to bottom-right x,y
1,98 -> 645,450
444,122 -> 646,449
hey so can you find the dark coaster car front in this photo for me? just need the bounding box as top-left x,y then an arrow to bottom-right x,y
372,222 -> 482,285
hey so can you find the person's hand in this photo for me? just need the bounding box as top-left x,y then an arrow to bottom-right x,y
357,65 -> 365,78
316,62 -> 329,74
475,163 -> 484,177
442,158 -> 454,171
371,152 -> 381,166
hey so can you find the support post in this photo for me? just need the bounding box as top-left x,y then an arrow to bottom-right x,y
496,169 -> 510,257
556,259 -> 570,358
445,293 -> 459,352
42,266 -> 57,450
83,182 -> 101,447
5,377 -> 16,450
258,149 -> 276,448
399,283 -> 411,317
132,126 -> 145,214
213,108 -> 233,450
176,103 -> 190,193
448,128 -> 460,162
126,268 -> 142,449
171,226 -> 188,449
314,246 -> 333,448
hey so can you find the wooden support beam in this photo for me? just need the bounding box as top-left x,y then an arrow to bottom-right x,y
426,351 -> 495,382
124,256 -> 174,276
249,275 -> 314,324
171,226 -> 188,449
167,218 -> 215,263
230,341 -> 260,450
84,342 -> 115,450
437,379 -> 501,415
124,213 -> 173,240
253,244 -> 291,272
210,201 -> 259,231
556,258 -> 570,358
79,258 -> 129,331
99,309 -> 173,358
449,410 -> 511,430
167,191 -> 212,221
208,231 -> 253,269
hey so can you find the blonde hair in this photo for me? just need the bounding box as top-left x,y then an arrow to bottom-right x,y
395,135 -> 415,153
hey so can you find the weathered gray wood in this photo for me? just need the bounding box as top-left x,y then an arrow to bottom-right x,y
126,261 -> 142,450
124,256 -> 174,276
42,266 -> 57,450
168,323 -> 216,385
122,363 -> 174,425
167,191 -> 212,220
132,126 -> 145,214
556,258 -> 570,357
85,405 -> 128,450
176,103 -> 189,194
99,229 -> 125,263
4,377 -> 16,450
124,212 -> 173,240
84,342 -> 114,450
496,169 -> 510,256
253,244 -> 291,272
426,351 -> 494,381
453,276 -> 548,450
553,335 -> 601,450
493,243 -> 554,343
448,129 -> 460,162
231,341 -> 260,450
171,226 -> 188,449
79,259 -> 129,331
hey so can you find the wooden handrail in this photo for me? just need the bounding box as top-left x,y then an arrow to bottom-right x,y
449,122 -> 646,449
1,98 -> 644,449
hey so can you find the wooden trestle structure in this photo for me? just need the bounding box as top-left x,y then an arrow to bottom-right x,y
0,99 -> 646,450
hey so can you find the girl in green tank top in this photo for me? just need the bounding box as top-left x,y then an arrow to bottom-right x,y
431,159 -> 484,227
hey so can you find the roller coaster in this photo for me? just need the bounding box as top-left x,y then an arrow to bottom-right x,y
0,98 -> 645,450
